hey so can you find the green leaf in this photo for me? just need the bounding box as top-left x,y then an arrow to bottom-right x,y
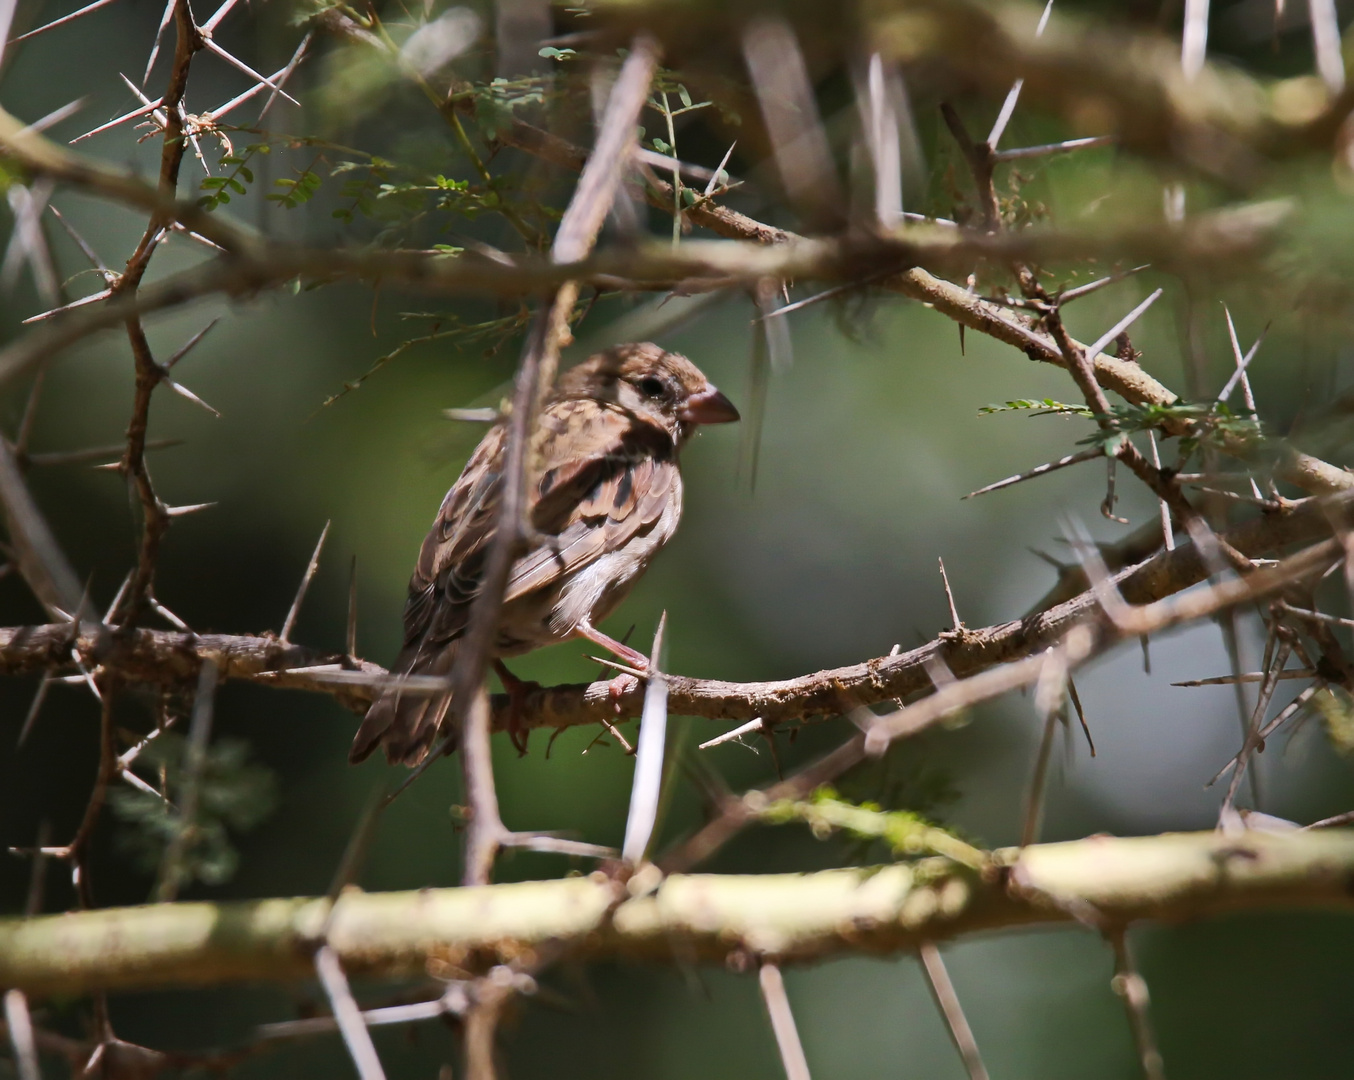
978,398 -> 1091,417
678,84 -> 693,109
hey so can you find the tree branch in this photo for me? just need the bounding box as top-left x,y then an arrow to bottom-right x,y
0,485 -> 1346,728
1,829 -> 1351,997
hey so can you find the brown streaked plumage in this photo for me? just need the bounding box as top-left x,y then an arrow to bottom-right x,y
350,342 -> 740,766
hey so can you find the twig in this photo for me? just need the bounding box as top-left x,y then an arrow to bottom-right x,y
0,430 -> 84,617
987,0 -> 1055,147
622,613 -> 667,864
993,135 -> 1114,161
938,557 -> 963,630
1147,430 -> 1174,551
1107,928 -> 1166,1080
68,692 -> 117,908
918,943 -> 989,1080
758,963 -> 812,1080
3,990 -> 41,1080
1083,289 -> 1164,361
698,716 -> 765,749
17,674 -> 51,747
1219,640 -> 1291,815
1172,669 -> 1314,687
1309,0 -> 1345,93
458,685 -> 506,887
1182,0 -> 1209,80
1067,674 -> 1095,756
1218,306 -> 1266,410
1273,600 -> 1354,631
1021,648 -> 1068,847
164,318 -> 218,369
111,0 -> 205,627
346,555 -> 358,657
24,438 -> 180,468
858,52 -> 902,228
1306,809 -> 1354,829
1058,264 -> 1151,304
12,0 -> 116,42
314,945 -> 387,1080
743,17 -> 842,231
23,821 -> 50,916
255,983 -> 468,1039
756,270 -> 895,321
155,659 -> 216,902
463,970 -> 514,1080
964,448 -> 1102,500
280,521 -> 330,643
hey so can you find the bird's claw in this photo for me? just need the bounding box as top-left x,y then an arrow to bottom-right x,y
608,671 -> 642,712
494,660 -> 540,756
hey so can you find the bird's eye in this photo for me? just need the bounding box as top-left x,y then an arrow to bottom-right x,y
638,376 -> 666,398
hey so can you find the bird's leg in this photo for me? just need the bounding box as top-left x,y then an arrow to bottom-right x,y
492,659 -> 538,756
574,619 -> 649,710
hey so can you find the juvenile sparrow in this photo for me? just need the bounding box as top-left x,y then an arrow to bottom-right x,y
350,342 -> 740,766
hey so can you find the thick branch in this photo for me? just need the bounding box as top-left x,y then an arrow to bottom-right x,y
1,830 -> 1351,997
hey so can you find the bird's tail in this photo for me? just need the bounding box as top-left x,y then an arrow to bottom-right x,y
349,642 -> 458,767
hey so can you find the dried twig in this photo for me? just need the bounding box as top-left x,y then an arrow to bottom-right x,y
758,963 -> 812,1080
621,613 -> 668,864
964,448 -> 1103,500
315,945 -> 387,1080
918,943 -> 989,1080
280,521 -> 330,643
3,990 -> 41,1080
1108,929 -> 1166,1080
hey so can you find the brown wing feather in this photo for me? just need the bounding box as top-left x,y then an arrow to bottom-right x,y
505,413 -> 674,604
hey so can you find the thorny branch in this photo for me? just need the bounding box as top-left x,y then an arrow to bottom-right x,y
0,478 -> 1345,743
4,2 -> 1354,1076
0,484 -> 1351,735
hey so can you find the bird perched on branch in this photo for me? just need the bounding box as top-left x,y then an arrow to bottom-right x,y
350,341 -> 740,766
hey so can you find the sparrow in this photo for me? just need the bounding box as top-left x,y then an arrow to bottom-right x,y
349,341 -> 740,766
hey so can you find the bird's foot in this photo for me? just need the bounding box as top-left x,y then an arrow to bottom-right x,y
493,659 -> 539,756
573,620 -> 650,715
607,671 -> 642,710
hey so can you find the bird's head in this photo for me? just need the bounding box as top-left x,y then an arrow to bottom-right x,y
556,342 -> 740,441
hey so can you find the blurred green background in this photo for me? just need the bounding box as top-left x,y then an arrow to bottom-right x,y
2,0 -> 1354,1077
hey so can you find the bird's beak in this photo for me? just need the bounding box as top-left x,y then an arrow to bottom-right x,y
680,385 -> 740,425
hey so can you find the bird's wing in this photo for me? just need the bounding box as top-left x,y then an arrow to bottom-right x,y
400,399 -> 676,654
400,422 -> 507,652
505,401 -> 678,604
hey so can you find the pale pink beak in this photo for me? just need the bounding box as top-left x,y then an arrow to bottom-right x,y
680,385 -> 740,425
